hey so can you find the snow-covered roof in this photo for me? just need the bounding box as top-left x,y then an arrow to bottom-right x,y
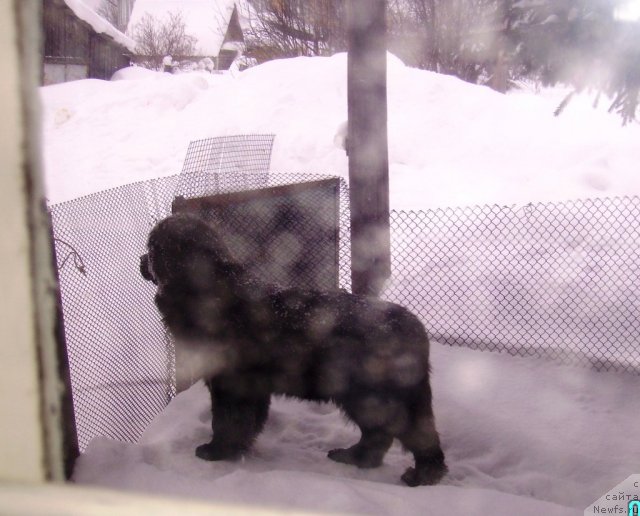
127,0 -> 247,57
63,0 -> 137,53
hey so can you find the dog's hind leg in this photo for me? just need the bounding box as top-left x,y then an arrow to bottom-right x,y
397,392 -> 447,486
398,424 -> 447,486
328,428 -> 393,468
196,384 -> 271,461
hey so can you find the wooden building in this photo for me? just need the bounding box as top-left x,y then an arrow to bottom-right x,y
43,0 -> 137,85
128,0 -> 248,71
216,4 -> 245,70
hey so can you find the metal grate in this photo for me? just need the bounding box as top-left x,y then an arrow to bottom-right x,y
175,134 -> 275,199
384,197 -> 640,373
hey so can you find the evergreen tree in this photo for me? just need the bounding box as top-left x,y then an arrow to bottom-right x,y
502,0 -> 638,123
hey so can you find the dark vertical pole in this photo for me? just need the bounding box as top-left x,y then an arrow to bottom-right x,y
49,225 -> 80,479
347,0 -> 390,296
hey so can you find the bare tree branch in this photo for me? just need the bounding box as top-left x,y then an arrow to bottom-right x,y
242,0 -> 346,62
130,11 -> 198,70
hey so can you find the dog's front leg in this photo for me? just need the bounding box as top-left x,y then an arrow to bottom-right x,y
196,381 -> 271,461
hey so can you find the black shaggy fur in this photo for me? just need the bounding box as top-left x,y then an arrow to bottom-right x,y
140,213 -> 447,486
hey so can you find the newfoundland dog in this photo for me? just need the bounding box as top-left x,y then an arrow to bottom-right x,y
140,213 -> 446,486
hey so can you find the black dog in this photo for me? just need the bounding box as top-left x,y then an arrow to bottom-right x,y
140,213 -> 447,486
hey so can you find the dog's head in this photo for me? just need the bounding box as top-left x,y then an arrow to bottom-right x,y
140,213 -> 239,290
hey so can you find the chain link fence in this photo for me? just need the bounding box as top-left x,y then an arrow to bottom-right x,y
384,197 -> 640,374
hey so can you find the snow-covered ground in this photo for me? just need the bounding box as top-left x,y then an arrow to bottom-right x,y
41,54 -> 640,514
72,347 -> 640,515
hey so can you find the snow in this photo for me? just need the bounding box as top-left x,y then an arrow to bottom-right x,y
616,0 -> 640,21
127,0 -> 241,57
72,345 -> 640,514
40,53 -> 640,513
63,0 -> 137,52
41,52 -> 640,209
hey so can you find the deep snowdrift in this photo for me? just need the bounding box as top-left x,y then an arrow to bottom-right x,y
41,53 -> 640,209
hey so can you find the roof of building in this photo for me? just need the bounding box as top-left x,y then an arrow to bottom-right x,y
127,0 -> 247,57
63,0 -> 137,52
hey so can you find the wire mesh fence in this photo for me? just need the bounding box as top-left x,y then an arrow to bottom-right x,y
384,197 -> 640,374
50,177 -> 179,451
51,171 -> 350,450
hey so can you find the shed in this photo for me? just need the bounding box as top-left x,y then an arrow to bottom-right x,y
127,0 -> 248,70
43,0 -> 137,85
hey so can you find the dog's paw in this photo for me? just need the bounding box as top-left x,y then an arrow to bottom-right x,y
401,462 -> 447,487
195,442 -> 242,461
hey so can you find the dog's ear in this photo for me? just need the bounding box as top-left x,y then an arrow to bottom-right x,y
140,254 -> 157,285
